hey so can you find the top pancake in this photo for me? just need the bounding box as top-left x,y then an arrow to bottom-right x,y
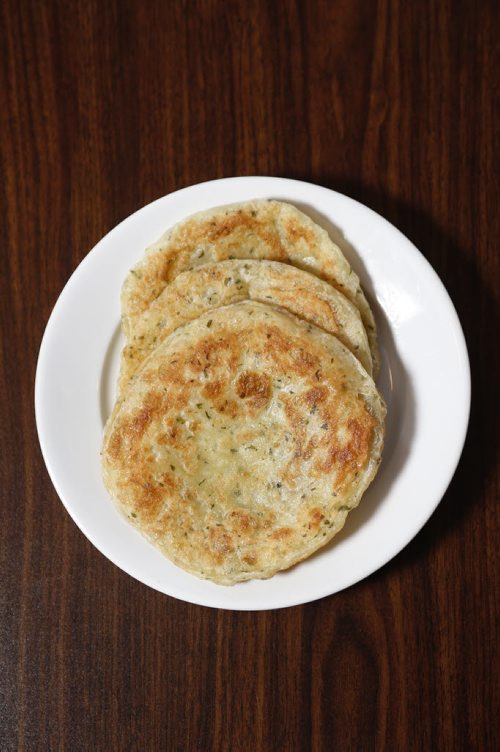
121,200 -> 379,373
117,259 -> 372,399
102,301 -> 385,585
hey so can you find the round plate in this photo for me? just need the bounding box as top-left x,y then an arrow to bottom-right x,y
35,177 -> 470,610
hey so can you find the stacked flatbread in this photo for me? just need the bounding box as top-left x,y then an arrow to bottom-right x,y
102,200 -> 386,585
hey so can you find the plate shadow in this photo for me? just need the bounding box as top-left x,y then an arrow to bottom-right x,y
100,322 -> 122,426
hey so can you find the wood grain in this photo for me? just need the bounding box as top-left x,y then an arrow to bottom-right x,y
1,1 -> 498,750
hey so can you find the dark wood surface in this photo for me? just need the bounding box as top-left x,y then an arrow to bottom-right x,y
1,1 -> 498,750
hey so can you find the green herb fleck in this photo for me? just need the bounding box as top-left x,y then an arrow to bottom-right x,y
206,320 -> 213,328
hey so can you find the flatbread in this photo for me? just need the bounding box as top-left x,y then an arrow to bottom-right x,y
102,301 -> 385,585
121,200 -> 379,373
117,259 -> 372,398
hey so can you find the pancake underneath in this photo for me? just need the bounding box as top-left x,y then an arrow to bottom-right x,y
117,259 -> 372,399
120,199 -> 379,373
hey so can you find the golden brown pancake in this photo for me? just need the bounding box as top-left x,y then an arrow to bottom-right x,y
102,301 -> 385,584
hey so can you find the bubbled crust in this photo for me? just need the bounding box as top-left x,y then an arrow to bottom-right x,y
120,200 -> 379,374
102,302 -> 385,585
117,259 -> 372,399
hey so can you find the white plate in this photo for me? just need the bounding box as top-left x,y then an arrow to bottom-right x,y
35,177 -> 470,610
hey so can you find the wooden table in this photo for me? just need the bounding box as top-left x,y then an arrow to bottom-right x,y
1,1 -> 498,749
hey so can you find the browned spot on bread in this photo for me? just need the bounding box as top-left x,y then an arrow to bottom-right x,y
229,510 -> 253,533
243,554 -> 257,566
315,414 -> 375,486
201,379 -> 223,399
118,390 -> 164,448
158,472 -> 177,491
303,386 -> 328,409
187,353 -> 206,372
157,362 -> 181,383
205,212 -> 262,239
213,398 -> 238,417
128,475 -> 164,517
141,364 -> 163,385
270,288 -> 340,332
302,435 -> 320,460
181,211 -> 285,258
208,527 -> 235,563
347,417 -> 372,454
262,325 -> 292,352
308,508 -> 324,530
236,371 -> 271,405
130,407 -> 153,437
292,347 -> 318,370
282,216 -> 316,248
107,430 -> 123,460
271,527 -> 294,540
261,328 -> 319,375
